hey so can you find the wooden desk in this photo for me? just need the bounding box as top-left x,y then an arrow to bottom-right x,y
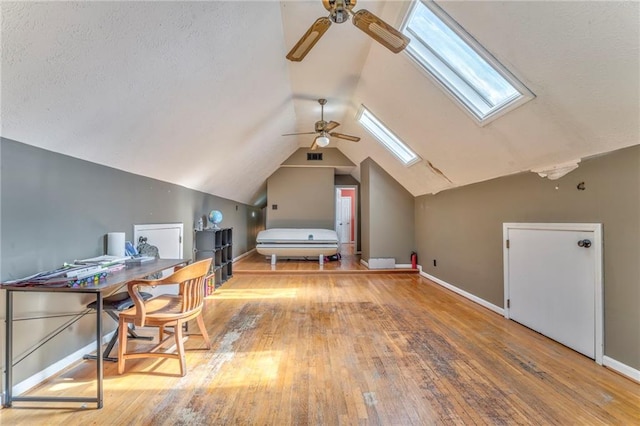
2,258 -> 187,409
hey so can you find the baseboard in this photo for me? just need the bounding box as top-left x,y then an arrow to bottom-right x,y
8,331 -> 115,399
603,356 -> 640,383
233,248 -> 255,262
419,270 -> 504,316
360,259 -> 369,268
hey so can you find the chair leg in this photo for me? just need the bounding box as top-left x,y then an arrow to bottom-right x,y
174,321 -> 187,377
117,317 -> 128,374
196,315 -> 211,349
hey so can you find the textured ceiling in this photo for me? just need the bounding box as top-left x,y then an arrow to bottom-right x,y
2,1 -> 639,205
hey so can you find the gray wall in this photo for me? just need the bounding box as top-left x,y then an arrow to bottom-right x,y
0,137 -> 261,385
266,167 -> 335,229
415,145 -> 640,370
361,158 -> 415,264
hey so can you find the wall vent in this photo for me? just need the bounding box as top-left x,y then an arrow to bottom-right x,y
307,152 -> 323,161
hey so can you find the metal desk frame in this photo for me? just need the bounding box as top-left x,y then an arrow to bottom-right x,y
3,258 -> 186,409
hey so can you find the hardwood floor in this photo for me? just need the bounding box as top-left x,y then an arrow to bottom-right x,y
1,259 -> 638,424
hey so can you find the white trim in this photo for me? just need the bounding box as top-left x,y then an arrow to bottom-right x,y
360,259 -> 369,268
503,222 -> 604,365
8,331 -> 115,400
420,270 -> 504,316
603,356 -> 640,383
356,105 -> 421,166
233,248 -> 255,263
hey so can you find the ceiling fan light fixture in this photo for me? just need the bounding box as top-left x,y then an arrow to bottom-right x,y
315,134 -> 330,147
287,1 -> 407,62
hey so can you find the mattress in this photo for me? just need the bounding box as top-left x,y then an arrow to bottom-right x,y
256,228 -> 339,258
256,228 -> 339,244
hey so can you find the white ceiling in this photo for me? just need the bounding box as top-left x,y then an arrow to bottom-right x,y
2,1 -> 639,205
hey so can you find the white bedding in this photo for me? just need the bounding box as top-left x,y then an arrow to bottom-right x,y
256,228 -> 339,264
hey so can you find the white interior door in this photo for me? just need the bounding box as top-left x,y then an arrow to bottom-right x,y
335,185 -> 358,249
337,197 -> 352,243
134,223 -> 184,295
504,223 -> 603,363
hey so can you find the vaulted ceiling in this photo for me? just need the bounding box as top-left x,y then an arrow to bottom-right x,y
2,1 -> 638,206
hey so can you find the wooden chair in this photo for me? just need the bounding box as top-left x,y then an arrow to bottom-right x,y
117,258 -> 213,376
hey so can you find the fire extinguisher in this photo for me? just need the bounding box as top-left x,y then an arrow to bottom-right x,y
411,251 -> 418,269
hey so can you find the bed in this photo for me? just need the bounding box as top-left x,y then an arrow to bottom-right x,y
256,228 -> 340,265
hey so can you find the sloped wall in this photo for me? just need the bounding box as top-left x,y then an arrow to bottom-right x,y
415,145 -> 640,370
0,137 -> 261,387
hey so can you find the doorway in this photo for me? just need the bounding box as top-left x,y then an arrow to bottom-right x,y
335,186 -> 357,245
503,223 -> 603,364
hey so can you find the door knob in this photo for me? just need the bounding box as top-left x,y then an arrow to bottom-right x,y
577,239 -> 592,248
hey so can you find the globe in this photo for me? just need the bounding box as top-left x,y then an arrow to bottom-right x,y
208,210 -> 223,228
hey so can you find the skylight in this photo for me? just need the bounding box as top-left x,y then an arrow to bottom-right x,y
357,106 -> 420,166
401,0 -> 534,125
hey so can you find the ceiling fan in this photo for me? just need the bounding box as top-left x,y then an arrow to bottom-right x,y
286,0 -> 410,62
282,98 -> 361,150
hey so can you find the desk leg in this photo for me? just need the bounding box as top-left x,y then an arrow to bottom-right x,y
95,293 -> 104,409
3,290 -> 13,407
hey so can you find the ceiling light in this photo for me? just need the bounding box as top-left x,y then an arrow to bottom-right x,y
315,133 -> 330,147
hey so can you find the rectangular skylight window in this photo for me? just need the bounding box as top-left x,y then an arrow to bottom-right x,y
401,0 -> 534,125
357,106 -> 420,166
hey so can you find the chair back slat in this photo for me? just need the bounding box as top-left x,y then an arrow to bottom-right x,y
181,275 -> 206,313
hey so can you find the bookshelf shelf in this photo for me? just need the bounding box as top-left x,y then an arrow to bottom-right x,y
194,227 -> 233,293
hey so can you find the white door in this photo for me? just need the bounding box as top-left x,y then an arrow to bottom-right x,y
134,223 -> 184,295
133,223 -> 183,259
336,196 -> 351,243
335,185 -> 358,248
503,223 -> 603,363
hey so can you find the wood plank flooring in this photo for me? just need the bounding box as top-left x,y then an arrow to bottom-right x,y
1,258 -> 638,424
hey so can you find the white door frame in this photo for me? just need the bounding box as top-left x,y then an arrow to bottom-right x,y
503,222 -> 603,364
335,185 -> 357,246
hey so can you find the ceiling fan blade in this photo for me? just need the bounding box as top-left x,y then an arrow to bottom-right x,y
324,121 -> 340,132
351,9 -> 410,54
310,140 -> 319,150
286,17 -> 332,62
330,132 -> 360,142
282,131 -> 318,136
